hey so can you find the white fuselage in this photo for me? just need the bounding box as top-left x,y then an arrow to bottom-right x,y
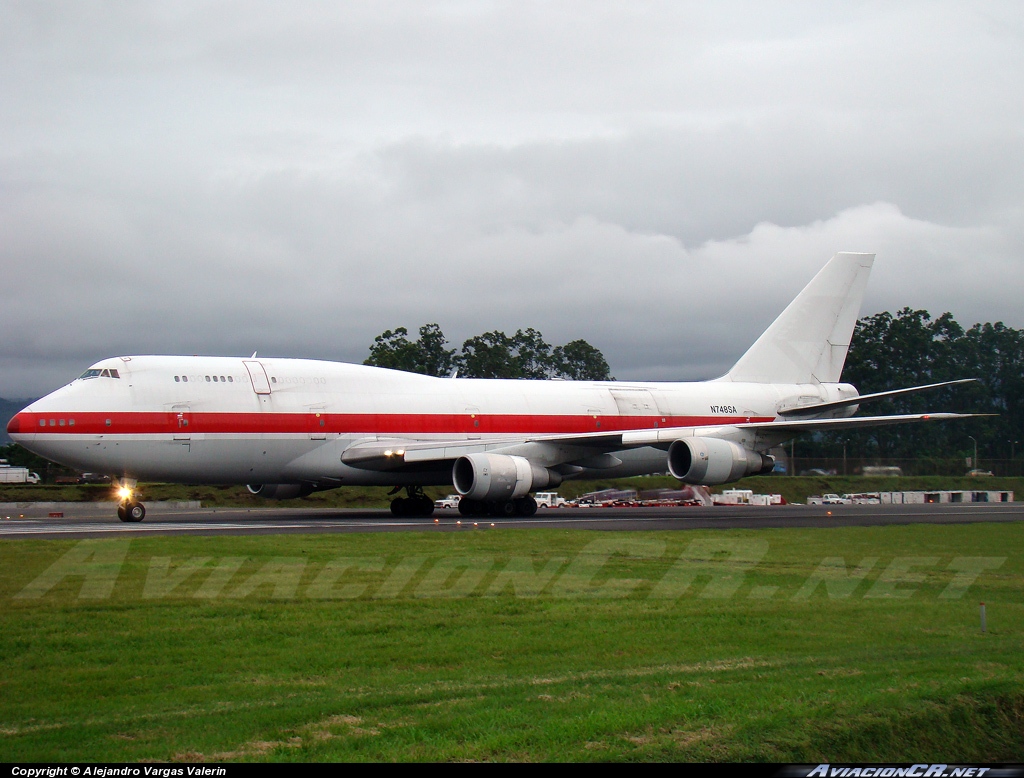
8,355 -> 857,488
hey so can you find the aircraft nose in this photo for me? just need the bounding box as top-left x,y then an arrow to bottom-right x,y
7,412 -> 23,436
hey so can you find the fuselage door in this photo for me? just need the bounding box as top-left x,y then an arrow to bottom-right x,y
243,360 -> 272,395
309,406 -> 327,440
466,406 -> 481,439
172,404 -> 191,441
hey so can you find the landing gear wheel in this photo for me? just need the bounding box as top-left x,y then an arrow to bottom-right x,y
390,497 -> 408,517
119,502 -> 145,522
490,500 -> 517,518
514,496 -> 538,517
459,499 -> 485,517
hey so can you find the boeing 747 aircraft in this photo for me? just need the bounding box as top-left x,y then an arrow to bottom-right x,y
7,253 -> 975,521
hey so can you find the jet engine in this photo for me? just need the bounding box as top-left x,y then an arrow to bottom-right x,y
246,483 -> 315,499
452,453 -> 561,501
667,437 -> 774,485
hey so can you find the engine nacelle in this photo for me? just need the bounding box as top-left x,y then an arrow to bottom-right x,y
452,453 -> 561,501
667,437 -> 775,485
246,483 -> 314,500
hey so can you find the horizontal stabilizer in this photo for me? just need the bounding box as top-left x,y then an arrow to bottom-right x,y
778,378 -> 978,417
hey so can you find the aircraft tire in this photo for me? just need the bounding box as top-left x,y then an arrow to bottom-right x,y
390,498 -> 407,517
515,496 -> 538,517
414,496 -> 434,517
117,504 -> 129,522
458,498 -> 484,517
490,500 -> 517,518
126,502 -> 146,522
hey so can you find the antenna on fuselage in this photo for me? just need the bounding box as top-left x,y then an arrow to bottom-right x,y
251,351 -> 258,358
448,367 -> 459,378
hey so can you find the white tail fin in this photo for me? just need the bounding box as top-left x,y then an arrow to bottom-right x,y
723,252 -> 874,385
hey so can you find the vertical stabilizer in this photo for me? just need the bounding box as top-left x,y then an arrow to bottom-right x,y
723,252 -> 874,385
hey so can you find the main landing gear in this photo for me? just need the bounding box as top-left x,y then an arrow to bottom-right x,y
458,495 -> 537,518
389,486 -> 435,518
115,479 -> 146,522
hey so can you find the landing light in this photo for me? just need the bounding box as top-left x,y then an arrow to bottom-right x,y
118,486 -> 133,501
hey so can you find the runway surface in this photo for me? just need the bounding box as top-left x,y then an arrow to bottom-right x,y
1,501 -> 1022,539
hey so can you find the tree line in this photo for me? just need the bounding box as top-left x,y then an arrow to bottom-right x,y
364,323 -> 613,380
816,308 -> 1023,463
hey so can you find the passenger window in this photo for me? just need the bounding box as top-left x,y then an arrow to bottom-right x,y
69,419 -> 75,426
183,376 -> 188,382
220,376 -> 226,382
228,376 -> 233,382
271,377 -> 277,383
213,375 -> 219,382
59,419 -> 65,427
39,419 -> 45,427
49,419 -> 55,426
105,419 -> 111,427
175,376 -> 180,382
205,376 -> 211,382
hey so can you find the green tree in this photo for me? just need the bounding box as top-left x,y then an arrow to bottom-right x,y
826,308 -> 1018,463
510,328 -> 554,379
364,324 -> 456,377
553,339 -> 612,381
457,330 -> 519,378
365,324 -> 612,380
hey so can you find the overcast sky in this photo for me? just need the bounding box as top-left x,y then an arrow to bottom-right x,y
2,1 -> 1022,398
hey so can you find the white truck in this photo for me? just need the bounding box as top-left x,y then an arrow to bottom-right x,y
0,463 -> 41,484
806,493 -> 852,505
534,492 -> 567,508
434,494 -> 462,509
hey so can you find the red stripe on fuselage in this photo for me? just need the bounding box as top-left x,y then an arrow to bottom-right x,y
13,411 -> 775,436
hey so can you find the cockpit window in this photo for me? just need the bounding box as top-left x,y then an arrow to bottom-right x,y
80,368 -> 121,380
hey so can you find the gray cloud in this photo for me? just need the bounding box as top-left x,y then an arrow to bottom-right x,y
1,1 -> 1022,397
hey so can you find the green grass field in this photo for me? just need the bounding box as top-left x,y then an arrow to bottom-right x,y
1,522 -> 1022,762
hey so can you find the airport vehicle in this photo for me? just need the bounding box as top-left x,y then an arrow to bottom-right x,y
0,463 -> 40,484
807,493 -> 852,505
434,494 -> 462,509
534,492 -> 567,508
6,253 -> 977,522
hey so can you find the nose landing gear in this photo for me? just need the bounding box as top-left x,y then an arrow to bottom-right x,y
117,501 -> 146,522
115,479 -> 146,522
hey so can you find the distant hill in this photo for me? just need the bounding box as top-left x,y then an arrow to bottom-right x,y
0,397 -> 35,444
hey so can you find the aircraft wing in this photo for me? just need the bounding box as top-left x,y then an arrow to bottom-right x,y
340,433 -> 629,472
340,412 -> 983,472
